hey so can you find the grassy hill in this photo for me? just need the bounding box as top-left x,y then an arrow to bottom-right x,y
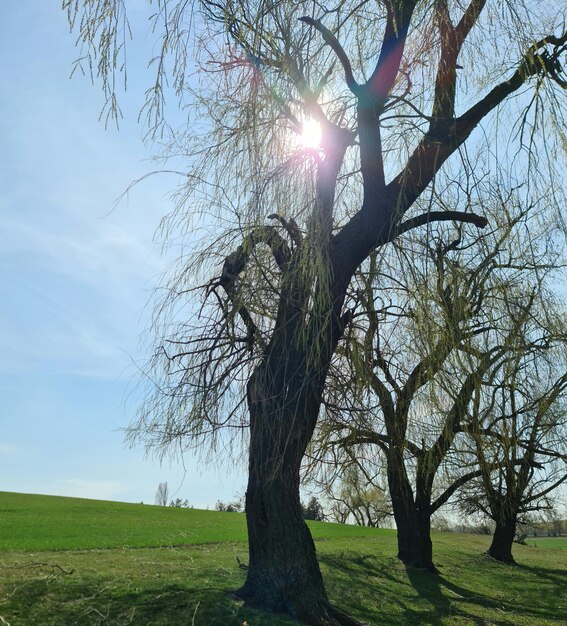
0,491 -> 565,625
0,491 -> 389,551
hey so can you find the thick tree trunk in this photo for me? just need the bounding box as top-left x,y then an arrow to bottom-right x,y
387,450 -> 436,571
394,502 -> 436,571
487,517 -> 517,563
236,367 -> 359,626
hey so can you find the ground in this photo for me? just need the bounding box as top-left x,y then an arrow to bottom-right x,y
0,492 -> 565,625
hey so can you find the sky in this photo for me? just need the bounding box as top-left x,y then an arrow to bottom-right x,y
0,2 -> 245,507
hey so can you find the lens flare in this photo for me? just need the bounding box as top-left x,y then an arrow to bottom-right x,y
300,119 -> 322,149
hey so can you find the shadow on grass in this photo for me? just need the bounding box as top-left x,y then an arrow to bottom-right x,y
320,550 -> 566,626
3,553 -> 565,626
518,562 -> 567,587
405,559 -> 566,625
404,565 -> 503,626
2,578 -> 298,626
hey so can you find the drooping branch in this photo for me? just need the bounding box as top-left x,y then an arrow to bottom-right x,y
395,335 -> 458,425
298,16 -> 359,94
430,456 -> 547,513
524,473 -> 567,505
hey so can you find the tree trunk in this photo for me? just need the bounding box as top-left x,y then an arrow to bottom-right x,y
394,503 -> 436,571
387,450 -> 436,571
236,366 -> 359,626
487,516 -> 517,563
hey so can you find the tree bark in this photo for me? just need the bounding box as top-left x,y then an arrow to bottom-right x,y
236,364 -> 359,626
487,516 -> 517,563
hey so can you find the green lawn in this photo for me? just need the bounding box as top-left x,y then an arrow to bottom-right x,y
526,536 -> 567,550
0,492 -> 566,625
0,491 -> 387,552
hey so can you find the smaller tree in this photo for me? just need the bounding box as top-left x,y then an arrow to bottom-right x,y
321,464 -> 392,527
541,507 -> 565,537
169,498 -> 191,508
430,514 -> 452,533
215,494 -> 245,512
302,496 -> 326,522
460,344 -> 567,563
155,482 -> 169,506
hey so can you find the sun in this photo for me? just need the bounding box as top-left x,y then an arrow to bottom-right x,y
300,118 -> 322,149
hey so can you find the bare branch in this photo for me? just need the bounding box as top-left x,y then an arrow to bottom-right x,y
298,16 -> 359,94
395,210 -> 488,237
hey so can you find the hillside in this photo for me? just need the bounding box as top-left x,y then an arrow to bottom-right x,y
0,491 -> 391,551
0,491 -> 565,625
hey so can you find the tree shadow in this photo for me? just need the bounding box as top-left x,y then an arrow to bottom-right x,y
320,549 -> 565,626
3,551 -> 564,625
320,552 -> 450,625
404,558 -> 566,625
2,579 -> 299,625
403,565 -> 504,625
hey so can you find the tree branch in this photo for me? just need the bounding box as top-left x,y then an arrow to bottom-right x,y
298,16 -> 359,94
395,210 -> 488,236
366,0 -> 417,104
392,30 -> 567,212
218,226 -> 291,348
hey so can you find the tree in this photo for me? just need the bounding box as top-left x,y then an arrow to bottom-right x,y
155,482 -> 169,506
321,464 -> 392,527
169,498 -> 191,507
314,192 -> 562,570
314,184 -> 567,569
215,498 -> 244,512
67,1 -> 567,623
302,496 -> 326,522
459,344 -> 567,562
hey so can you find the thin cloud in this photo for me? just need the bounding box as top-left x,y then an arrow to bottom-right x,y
59,479 -> 126,501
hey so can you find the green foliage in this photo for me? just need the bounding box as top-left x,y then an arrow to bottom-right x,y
0,493 -> 566,625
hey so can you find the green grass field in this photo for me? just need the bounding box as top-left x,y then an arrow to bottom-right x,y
0,491 -> 385,551
1,491 -> 565,625
527,536 -> 567,550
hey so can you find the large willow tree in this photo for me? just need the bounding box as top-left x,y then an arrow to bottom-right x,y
67,1 -> 566,624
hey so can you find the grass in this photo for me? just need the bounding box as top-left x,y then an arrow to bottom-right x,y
0,491 -> 386,552
1,492 -> 566,625
526,536 -> 567,550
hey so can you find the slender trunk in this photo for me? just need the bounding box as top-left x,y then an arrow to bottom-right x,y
236,366 -> 359,626
487,516 -> 517,563
387,449 -> 436,571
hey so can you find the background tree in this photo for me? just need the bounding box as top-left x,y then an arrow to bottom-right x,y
302,496 -> 326,522
215,497 -> 244,512
319,463 -> 392,527
155,482 -> 169,507
67,1 -> 567,623
459,345 -> 567,562
169,498 -> 191,508
314,190 -> 566,570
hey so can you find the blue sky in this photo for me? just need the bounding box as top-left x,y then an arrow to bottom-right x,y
0,2 -> 245,506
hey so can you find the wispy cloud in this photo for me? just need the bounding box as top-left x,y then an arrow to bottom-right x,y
0,442 -> 24,457
59,479 -> 126,501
